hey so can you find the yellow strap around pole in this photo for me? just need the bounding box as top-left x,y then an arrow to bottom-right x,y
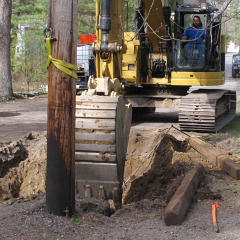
46,37 -> 78,79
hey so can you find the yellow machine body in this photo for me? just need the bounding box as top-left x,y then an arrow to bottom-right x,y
94,0 -> 225,88
75,0 -> 236,203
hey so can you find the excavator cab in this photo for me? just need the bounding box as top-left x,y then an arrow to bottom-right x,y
173,6 -> 222,72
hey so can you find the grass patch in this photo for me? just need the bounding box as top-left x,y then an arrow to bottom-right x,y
219,113 -> 240,138
70,215 -> 81,224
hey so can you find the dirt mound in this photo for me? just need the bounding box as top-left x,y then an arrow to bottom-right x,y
123,128 -> 217,205
0,126 -> 224,207
123,131 -> 191,203
0,132 -> 46,202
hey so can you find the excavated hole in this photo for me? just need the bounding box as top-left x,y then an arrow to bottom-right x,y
0,141 -> 28,178
123,133 -> 192,205
0,132 -> 46,202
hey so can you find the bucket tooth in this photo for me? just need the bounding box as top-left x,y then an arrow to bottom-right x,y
98,185 -> 106,200
84,184 -> 92,198
112,187 -> 121,209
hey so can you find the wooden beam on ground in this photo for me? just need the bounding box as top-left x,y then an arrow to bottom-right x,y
189,137 -> 240,180
164,163 -> 204,225
189,137 -> 224,165
46,0 -> 78,216
218,156 -> 240,180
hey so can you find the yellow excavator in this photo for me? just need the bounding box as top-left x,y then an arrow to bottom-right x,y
75,0 -> 236,205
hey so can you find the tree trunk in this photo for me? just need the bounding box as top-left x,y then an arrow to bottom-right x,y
0,0 -> 13,97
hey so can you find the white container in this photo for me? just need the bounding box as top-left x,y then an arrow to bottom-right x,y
77,44 -> 93,73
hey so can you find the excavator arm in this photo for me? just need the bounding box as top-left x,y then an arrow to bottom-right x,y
92,0 -> 168,89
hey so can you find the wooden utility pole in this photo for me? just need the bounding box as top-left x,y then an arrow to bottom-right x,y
46,0 -> 77,216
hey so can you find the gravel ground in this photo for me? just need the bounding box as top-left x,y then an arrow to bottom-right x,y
0,129 -> 240,240
0,172 -> 240,240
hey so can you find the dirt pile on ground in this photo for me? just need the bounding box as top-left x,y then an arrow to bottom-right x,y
123,131 -> 188,203
123,128 -> 216,204
0,125 -> 228,208
0,132 -> 46,202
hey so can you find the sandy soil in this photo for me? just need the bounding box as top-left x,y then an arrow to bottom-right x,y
0,126 -> 240,240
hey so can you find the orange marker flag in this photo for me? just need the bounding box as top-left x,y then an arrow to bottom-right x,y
212,202 -> 221,233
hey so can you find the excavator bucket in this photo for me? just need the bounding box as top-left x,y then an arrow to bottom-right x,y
75,95 -> 132,205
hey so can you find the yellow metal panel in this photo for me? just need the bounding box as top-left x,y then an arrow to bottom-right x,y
125,44 -> 135,55
99,59 -> 113,79
124,32 -> 135,41
122,63 -> 136,71
122,70 -> 137,81
124,32 -> 140,45
171,71 -> 225,86
121,38 -> 140,84
122,65 -> 128,71
96,54 -> 122,79
122,55 -> 138,62
150,78 -> 170,85
201,71 -> 225,81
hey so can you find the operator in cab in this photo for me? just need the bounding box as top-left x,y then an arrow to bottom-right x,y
181,16 -> 206,67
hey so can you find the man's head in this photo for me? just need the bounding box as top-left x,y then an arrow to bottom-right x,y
192,16 -> 202,28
